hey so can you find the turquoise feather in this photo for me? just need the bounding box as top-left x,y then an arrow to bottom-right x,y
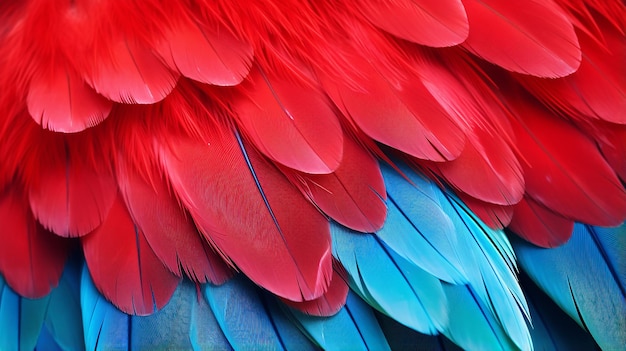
513,223 -> 626,350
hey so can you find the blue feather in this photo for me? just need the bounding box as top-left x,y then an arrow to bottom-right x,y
0,276 -> 49,351
38,257 -> 84,351
520,273 -> 599,350
204,274 -> 305,350
513,223 -> 626,349
442,284 -> 518,351
286,291 -> 391,351
378,161 -> 531,350
331,222 -> 448,334
81,264 -> 232,350
379,163 -> 468,284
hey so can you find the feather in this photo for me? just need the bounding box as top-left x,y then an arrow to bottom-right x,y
26,64 -> 113,132
157,20 -> 253,86
516,19 -> 626,124
383,161 -> 531,349
280,263 -> 349,316
82,266 -> 231,351
509,197 -> 575,248
442,284 -> 518,351
521,273 -> 599,350
461,0 -> 581,78
285,136 -> 387,233
446,198 -> 532,351
459,194 -> 514,229
358,0 -> 469,47
38,256 -> 85,351
0,276 -> 49,351
378,162 -> 467,285
204,275 -> 291,350
81,41 -> 180,104
160,128 -> 332,302
513,223 -> 626,349
0,187 -> 70,298
331,223 -> 448,335
260,293 -> 319,351
234,65 -> 344,174
322,54 -> 466,162
117,161 -> 232,284
509,95 -> 626,226
28,146 -> 116,237
81,194 -> 180,315
287,291 -> 391,351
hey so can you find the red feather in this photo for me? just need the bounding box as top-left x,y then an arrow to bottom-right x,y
509,96 -> 626,226
322,54 -> 466,162
286,137 -> 387,233
510,197 -> 574,248
516,21 -> 625,124
82,194 -> 180,315
28,147 -> 116,237
281,262 -> 349,316
358,0 -> 469,47
0,187 -> 70,298
157,20 -> 253,86
459,193 -> 514,229
81,41 -> 180,104
117,161 -> 232,284
235,65 -> 343,174
462,0 -> 581,77
26,65 -> 113,132
160,128 -> 333,302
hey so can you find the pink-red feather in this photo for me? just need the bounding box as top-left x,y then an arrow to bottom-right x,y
0,187 -> 70,298
82,194 -> 180,315
160,128 -> 333,302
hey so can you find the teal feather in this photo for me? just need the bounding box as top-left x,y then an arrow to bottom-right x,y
380,161 -> 531,350
0,277 -> 49,351
513,223 -> 626,350
331,222 -> 448,334
38,257 -> 84,351
521,273 -> 599,351
442,284 -> 518,351
287,291 -> 391,351
204,274 -> 299,350
379,162 -> 468,284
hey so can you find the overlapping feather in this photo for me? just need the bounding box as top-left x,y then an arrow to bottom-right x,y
0,0 -> 624,350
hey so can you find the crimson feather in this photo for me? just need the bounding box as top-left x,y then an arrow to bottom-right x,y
358,0 -> 469,47
26,65 -> 113,133
160,127 -> 333,302
28,146 -> 116,237
117,161 -> 232,284
285,136 -> 387,233
0,187 -> 70,298
322,54 -> 466,162
235,65 -> 343,174
462,0 -> 581,78
281,263 -> 349,317
510,197 -> 574,248
156,20 -> 253,86
509,95 -> 626,226
81,195 -> 180,315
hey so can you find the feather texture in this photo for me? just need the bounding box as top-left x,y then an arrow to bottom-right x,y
160,129 -> 333,302
81,195 -> 180,315
235,66 -> 343,174
513,224 -> 626,349
462,0 -> 581,77
359,0 -> 469,47
0,188 -> 70,298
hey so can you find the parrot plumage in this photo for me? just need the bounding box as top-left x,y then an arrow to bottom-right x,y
0,0 -> 624,350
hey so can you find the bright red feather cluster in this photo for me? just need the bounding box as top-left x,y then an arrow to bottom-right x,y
0,0 -> 624,315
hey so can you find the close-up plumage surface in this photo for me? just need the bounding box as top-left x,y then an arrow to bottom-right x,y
0,0 -> 625,350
